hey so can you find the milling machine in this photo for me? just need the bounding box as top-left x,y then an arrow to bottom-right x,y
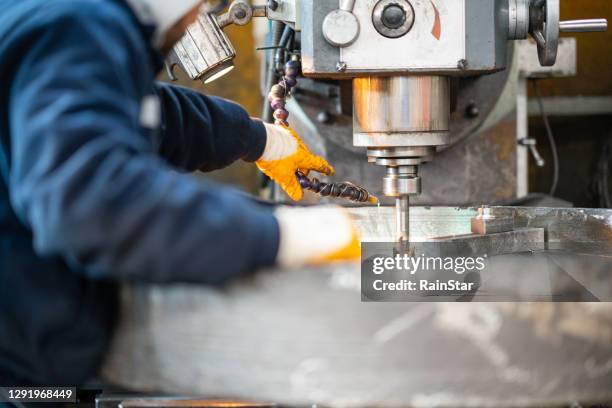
166,0 -> 607,243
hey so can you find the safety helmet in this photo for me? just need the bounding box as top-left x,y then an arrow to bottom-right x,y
125,0 -> 202,47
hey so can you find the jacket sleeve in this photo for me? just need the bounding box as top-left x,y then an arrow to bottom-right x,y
7,6 -> 279,284
156,83 -> 268,172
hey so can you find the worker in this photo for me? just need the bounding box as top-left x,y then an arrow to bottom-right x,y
0,0 -> 360,387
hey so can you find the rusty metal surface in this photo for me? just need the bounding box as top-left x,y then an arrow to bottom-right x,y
102,207 -> 612,408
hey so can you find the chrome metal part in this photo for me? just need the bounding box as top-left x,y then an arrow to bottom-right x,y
372,0 -> 415,39
559,18 -> 608,33
353,75 -> 450,242
266,0 -> 300,29
530,0 -> 560,67
383,167 -> 421,197
168,13 -> 236,83
526,0 -> 607,67
217,1 -> 266,27
508,0 -> 529,40
322,0 -> 360,48
518,138 -> 546,167
353,76 -> 450,135
396,196 -> 410,243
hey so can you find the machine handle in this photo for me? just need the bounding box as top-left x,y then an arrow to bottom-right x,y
340,0 -> 356,12
559,19 -> 608,33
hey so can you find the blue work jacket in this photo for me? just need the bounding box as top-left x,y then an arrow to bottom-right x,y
0,0 -> 279,386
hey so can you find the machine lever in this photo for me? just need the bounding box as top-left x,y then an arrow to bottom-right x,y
559,19 -> 608,33
519,138 -> 546,168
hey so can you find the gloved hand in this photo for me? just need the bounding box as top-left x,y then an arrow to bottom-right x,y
257,124 -> 334,201
274,205 -> 361,267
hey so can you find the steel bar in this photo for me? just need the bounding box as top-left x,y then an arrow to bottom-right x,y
559,19 -> 608,32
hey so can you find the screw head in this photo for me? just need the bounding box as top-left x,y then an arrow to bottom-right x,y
268,0 -> 279,11
457,59 -> 468,70
336,61 -> 348,72
465,102 -> 479,118
316,111 -> 333,124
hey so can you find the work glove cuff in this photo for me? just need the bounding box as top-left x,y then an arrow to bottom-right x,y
274,205 -> 360,268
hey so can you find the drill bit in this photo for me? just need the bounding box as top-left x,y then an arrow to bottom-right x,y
396,195 -> 410,244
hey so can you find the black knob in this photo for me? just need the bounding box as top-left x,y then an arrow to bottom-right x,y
381,4 -> 406,29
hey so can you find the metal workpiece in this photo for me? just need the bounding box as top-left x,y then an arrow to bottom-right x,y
471,206 -> 516,235
104,206 -> 612,407
353,76 -> 450,134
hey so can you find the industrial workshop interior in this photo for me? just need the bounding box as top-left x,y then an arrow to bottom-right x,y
1,0 -> 612,407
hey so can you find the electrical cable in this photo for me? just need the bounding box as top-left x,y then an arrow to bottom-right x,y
532,80 -> 560,196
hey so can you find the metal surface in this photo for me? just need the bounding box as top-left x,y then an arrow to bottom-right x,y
322,0 -> 360,48
517,37 -> 577,78
266,0 -> 300,30
353,76 -> 450,135
395,196 -> 410,243
471,206 -> 515,235
559,18 -> 608,33
531,0 -> 561,67
217,1 -> 266,28
440,227 -> 546,256
508,0 -> 529,40
302,0 -> 508,76
102,206 -> 612,408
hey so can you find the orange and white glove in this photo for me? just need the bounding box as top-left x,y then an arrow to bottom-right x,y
274,205 -> 361,267
257,124 -> 334,201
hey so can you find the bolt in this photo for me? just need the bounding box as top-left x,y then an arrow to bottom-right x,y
457,59 -> 468,70
381,4 -> 406,29
336,61 -> 348,72
465,102 -> 479,118
316,111 -> 333,124
234,8 -> 247,19
268,0 -> 279,11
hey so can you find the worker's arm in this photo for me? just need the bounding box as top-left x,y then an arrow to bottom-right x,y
7,5 -> 279,284
155,83 -> 268,172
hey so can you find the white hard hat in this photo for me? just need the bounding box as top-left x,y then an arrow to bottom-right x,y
125,0 -> 202,47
